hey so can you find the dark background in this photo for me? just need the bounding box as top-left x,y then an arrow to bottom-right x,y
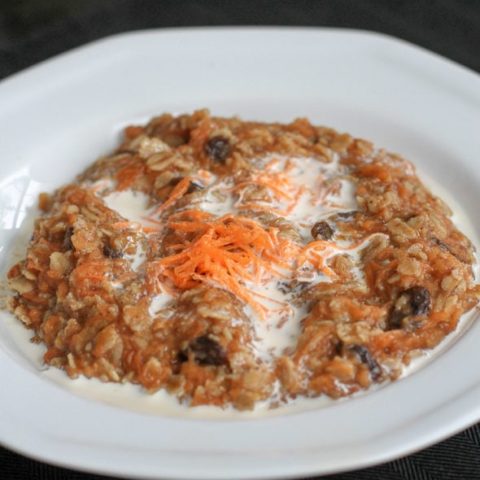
1,1 -> 480,479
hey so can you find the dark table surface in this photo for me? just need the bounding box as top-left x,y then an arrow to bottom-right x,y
1,1 -> 480,479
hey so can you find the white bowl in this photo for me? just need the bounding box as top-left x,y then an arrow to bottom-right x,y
1,28 -> 480,479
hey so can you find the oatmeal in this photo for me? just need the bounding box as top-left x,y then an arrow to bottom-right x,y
6,110 -> 480,410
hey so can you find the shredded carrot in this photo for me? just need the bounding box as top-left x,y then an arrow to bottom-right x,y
154,177 -> 192,214
141,216 -> 164,226
297,240 -> 336,277
234,170 -> 295,201
170,209 -> 213,221
142,226 -> 162,233
236,202 -> 289,216
286,186 -> 307,214
143,156 -> 351,316
116,162 -> 144,190
89,180 -> 112,193
232,159 -> 315,216
111,221 -> 136,229
72,261 -> 108,282
124,125 -> 144,139
356,163 -> 392,183
250,290 -> 285,305
149,212 -> 300,318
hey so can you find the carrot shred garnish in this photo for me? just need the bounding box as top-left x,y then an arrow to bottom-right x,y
148,212 -> 302,318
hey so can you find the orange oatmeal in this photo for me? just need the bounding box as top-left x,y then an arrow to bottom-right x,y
7,110 -> 480,410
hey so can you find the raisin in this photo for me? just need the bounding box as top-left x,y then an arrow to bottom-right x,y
387,310 -> 405,330
334,339 -> 344,356
311,221 -> 334,240
63,227 -> 74,250
349,344 -> 382,380
204,136 -> 231,163
177,350 -> 189,363
188,335 -> 227,366
387,286 -> 431,330
103,244 -> 123,259
407,286 -> 431,315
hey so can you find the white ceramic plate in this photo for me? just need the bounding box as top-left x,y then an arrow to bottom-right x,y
1,27 -> 480,479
